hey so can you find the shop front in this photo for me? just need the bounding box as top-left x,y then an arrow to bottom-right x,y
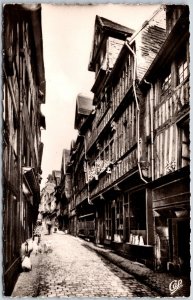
152,168 -> 190,274
76,199 -> 96,241
123,188 -> 154,266
57,208 -> 68,232
95,182 -> 154,266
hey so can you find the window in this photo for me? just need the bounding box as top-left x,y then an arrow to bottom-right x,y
177,60 -> 188,85
105,145 -> 109,161
176,44 -> 188,86
115,196 -> 123,242
109,140 -> 114,162
161,73 -> 171,94
129,189 -> 146,245
178,117 -> 190,168
105,201 -> 112,240
98,135 -> 114,163
106,87 -> 111,105
160,67 -> 172,103
124,193 -> 130,242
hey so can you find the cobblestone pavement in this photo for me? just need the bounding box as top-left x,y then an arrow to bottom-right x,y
84,240 -> 190,297
12,231 -> 159,297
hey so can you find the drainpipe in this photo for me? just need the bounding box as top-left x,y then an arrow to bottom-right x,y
125,41 -> 148,184
144,79 -> 155,181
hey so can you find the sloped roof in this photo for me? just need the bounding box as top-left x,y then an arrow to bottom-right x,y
106,6 -> 166,85
141,7 -> 189,83
88,15 -> 134,72
76,93 -> 94,116
98,15 -> 134,36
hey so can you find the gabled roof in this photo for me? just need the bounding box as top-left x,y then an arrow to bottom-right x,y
106,6 -> 166,86
141,7 -> 189,84
97,15 -> 135,36
76,93 -> 94,116
74,93 -> 94,130
88,15 -> 134,72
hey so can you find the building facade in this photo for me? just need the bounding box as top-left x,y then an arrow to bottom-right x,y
3,4 -> 46,295
40,171 -> 61,223
54,149 -> 71,231
140,5 -> 190,272
85,6 -> 166,264
73,94 -> 96,240
68,5 -> 190,274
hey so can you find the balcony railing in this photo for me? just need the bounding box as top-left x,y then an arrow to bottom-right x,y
90,146 -> 138,198
87,159 -> 113,182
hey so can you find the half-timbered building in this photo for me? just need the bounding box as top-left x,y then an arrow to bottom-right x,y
54,149 -> 71,231
67,5 -> 190,273
83,8 -> 166,263
3,4 -> 46,294
140,5 -> 190,273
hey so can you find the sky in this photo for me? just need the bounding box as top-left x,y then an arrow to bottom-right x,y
40,4 -> 160,188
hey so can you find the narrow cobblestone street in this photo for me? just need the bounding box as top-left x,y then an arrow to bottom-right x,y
12,231 -> 159,297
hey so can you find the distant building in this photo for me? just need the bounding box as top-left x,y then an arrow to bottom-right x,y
67,141 -> 78,235
40,171 -> 61,222
3,4 -> 46,295
41,176 -> 56,216
72,94 -> 96,239
54,149 -> 71,231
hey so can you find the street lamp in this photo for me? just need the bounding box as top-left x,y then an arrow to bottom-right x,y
78,134 -> 93,205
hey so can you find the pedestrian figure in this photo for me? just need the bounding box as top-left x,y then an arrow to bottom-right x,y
54,218 -> 58,233
46,218 -> 52,235
33,221 -> 42,244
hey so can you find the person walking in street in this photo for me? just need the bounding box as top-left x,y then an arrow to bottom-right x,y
53,218 -> 58,233
46,218 -> 52,235
33,221 -> 43,244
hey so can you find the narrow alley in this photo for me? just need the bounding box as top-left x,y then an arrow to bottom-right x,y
3,4 -> 190,297
12,230 -> 158,297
